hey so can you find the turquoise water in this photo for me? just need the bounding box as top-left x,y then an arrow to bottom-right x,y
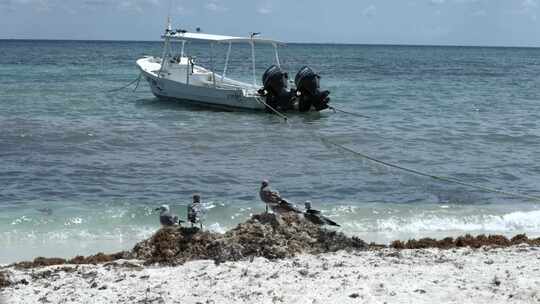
1,40 -> 540,263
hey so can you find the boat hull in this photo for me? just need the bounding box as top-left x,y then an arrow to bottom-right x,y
137,58 -> 265,111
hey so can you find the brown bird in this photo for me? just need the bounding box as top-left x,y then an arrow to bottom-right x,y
259,180 -> 302,214
259,180 -> 281,213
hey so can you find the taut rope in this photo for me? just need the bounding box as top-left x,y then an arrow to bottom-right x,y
321,137 -> 540,202
328,106 -> 370,118
256,97 -> 289,123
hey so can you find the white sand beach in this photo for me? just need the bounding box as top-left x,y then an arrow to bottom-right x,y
2,245 -> 539,304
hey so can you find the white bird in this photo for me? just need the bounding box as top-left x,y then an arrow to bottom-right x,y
155,205 -> 183,226
187,194 -> 203,229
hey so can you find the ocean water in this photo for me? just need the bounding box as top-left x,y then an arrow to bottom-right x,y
1,40 -> 540,264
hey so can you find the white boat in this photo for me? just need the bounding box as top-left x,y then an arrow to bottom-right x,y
136,24 -> 331,113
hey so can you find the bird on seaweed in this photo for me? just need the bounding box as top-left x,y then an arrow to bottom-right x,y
303,201 -> 340,227
259,180 -> 281,212
155,204 -> 184,227
187,193 -> 204,229
272,198 -> 303,215
259,180 -> 302,214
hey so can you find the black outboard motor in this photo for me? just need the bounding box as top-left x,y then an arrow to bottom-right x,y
294,66 -> 330,112
259,65 -> 294,112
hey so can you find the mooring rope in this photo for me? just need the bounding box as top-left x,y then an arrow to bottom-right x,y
328,106 -> 370,119
107,73 -> 142,93
255,97 -> 289,123
133,73 -> 142,92
321,137 -> 540,202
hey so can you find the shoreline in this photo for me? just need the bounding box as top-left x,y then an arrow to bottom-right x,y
2,214 -> 540,303
3,211 -> 540,269
2,232 -> 539,270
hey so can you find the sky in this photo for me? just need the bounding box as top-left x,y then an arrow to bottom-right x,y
0,0 -> 539,46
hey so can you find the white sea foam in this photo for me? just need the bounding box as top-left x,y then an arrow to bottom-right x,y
374,210 -> 540,233
63,217 -> 83,226
206,222 -> 228,234
2,202 -> 540,264
11,216 -> 31,225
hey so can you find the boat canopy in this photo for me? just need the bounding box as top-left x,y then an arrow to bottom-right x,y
162,31 -> 284,45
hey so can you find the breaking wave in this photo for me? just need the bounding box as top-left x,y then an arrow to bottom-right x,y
374,210 -> 540,233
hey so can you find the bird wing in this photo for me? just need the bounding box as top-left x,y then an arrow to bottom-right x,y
270,191 -> 281,201
279,200 -> 302,213
161,213 -> 176,226
187,206 -> 197,222
260,187 -> 281,204
322,216 -> 340,227
304,213 -> 324,225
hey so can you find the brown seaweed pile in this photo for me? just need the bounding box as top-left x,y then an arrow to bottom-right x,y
12,252 -> 132,270
132,213 -> 368,265
0,271 -> 11,288
7,213 -> 540,269
391,233 -> 540,249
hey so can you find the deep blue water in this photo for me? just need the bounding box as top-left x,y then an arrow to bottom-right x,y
1,40 -> 540,263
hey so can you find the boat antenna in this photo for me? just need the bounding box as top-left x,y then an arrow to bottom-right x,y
166,0 -> 173,32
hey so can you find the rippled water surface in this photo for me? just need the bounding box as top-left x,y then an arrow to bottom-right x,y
1,40 -> 540,263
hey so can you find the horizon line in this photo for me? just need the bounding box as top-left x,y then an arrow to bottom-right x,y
1,37 -> 539,49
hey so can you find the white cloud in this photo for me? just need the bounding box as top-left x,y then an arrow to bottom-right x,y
175,4 -> 187,14
516,0 -> 538,21
0,0 -> 53,12
257,3 -> 272,15
362,4 -> 376,17
118,0 -> 142,12
471,9 -> 487,17
522,0 -> 538,8
117,0 -> 160,13
205,1 -> 227,12
83,0 -> 108,6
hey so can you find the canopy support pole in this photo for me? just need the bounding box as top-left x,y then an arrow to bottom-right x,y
273,43 -> 280,68
158,37 -> 170,79
210,43 -> 216,88
180,40 -> 186,57
251,41 -> 256,86
222,42 -> 232,84
186,57 -> 190,85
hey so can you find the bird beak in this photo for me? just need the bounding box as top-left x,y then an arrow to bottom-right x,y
154,208 -> 161,211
